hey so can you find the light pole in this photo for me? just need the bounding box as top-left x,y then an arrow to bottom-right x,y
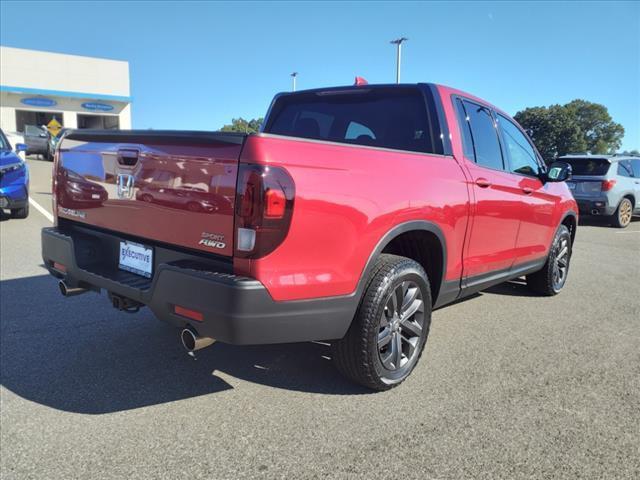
390,37 -> 408,84
290,72 -> 298,92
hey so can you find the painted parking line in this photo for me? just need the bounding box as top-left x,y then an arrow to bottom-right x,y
28,197 -> 53,223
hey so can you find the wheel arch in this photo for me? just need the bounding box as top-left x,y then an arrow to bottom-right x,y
357,221 -> 447,307
560,210 -> 578,245
621,193 -> 635,208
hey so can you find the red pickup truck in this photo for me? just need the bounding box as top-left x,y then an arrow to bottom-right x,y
42,83 -> 577,390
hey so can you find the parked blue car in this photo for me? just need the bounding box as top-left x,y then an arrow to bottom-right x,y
0,129 -> 29,219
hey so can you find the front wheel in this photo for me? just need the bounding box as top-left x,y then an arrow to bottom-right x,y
611,197 -> 633,228
526,224 -> 572,296
331,254 -> 432,391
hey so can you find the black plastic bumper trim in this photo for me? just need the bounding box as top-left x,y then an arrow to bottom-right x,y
42,227 -> 358,345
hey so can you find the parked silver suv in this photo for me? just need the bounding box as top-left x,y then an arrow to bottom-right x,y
561,154 -> 640,228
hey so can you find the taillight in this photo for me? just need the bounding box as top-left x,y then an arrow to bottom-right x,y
234,164 -> 295,258
601,179 -> 617,191
265,188 -> 286,218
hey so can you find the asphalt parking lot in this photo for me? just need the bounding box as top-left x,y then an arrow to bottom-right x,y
1,157 -> 639,480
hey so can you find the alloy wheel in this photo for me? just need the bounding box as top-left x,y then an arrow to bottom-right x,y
552,236 -> 570,291
619,199 -> 632,227
378,281 -> 425,371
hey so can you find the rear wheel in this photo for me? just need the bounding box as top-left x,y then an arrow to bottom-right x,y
611,197 -> 633,228
186,201 -> 202,212
11,204 -> 29,219
526,224 -> 571,296
331,254 -> 432,391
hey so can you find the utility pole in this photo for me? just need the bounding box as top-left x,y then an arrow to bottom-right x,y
290,72 -> 298,92
390,37 -> 408,84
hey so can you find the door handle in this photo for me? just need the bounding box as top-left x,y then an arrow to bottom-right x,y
475,178 -> 492,188
522,187 -> 533,195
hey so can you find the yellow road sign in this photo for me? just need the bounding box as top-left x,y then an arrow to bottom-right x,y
47,117 -> 62,137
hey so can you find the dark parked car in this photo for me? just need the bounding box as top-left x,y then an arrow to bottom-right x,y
23,125 -> 50,157
136,184 -> 233,213
58,169 -> 108,208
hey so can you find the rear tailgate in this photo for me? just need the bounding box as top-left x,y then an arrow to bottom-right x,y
55,130 -> 245,257
567,175 -> 605,195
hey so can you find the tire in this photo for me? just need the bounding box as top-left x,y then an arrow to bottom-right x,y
186,202 -> 202,212
140,194 -> 153,203
526,224 -> 571,296
331,254 -> 432,391
11,204 -> 29,219
611,197 -> 633,228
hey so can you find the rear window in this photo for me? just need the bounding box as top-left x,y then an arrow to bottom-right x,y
264,87 -> 444,154
563,158 -> 611,176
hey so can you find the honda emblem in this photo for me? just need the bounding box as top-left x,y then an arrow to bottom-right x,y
117,174 -> 135,199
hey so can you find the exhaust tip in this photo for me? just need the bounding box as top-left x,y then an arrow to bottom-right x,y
180,327 -> 215,353
58,280 -> 88,297
591,209 -> 600,215
181,328 -> 197,352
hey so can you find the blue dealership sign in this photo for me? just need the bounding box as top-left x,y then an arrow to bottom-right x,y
21,97 -> 57,107
82,102 -> 114,112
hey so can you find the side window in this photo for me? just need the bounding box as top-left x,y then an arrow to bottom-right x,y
454,98 -> 475,160
462,100 -> 504,170
617,160 -> 634,178
497,114 -> 541,176
345,121 -> 376,141
631,160 -> 640,177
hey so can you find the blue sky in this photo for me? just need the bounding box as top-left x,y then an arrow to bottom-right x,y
1,1 -> 639,150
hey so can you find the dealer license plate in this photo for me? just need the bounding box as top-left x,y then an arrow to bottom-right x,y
119,241 -> 153,278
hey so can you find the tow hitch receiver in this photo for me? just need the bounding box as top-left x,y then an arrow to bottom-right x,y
108,292 -> 144,313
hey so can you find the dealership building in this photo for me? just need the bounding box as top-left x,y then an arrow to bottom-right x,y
0,46 -> 131,134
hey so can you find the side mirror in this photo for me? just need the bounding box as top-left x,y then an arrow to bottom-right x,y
545,161 -> 572,182
15,143 -> 28,153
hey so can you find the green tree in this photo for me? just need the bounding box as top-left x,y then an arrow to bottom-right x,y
514,105 -> 585,162
514,100 -> 625,163
220,117 -> 264,134
564,100 -> 625,154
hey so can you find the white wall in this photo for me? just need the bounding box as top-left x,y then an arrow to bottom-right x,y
118,104 -> 132,129
0,46 -> 130,97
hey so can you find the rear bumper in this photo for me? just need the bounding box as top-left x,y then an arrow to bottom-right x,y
574,197 -> 615,216
41,226 -> 355,345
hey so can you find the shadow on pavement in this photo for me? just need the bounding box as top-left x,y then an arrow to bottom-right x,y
579,215 -> 639,228
0,274 -> 369,415
484,278 -> 538,297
